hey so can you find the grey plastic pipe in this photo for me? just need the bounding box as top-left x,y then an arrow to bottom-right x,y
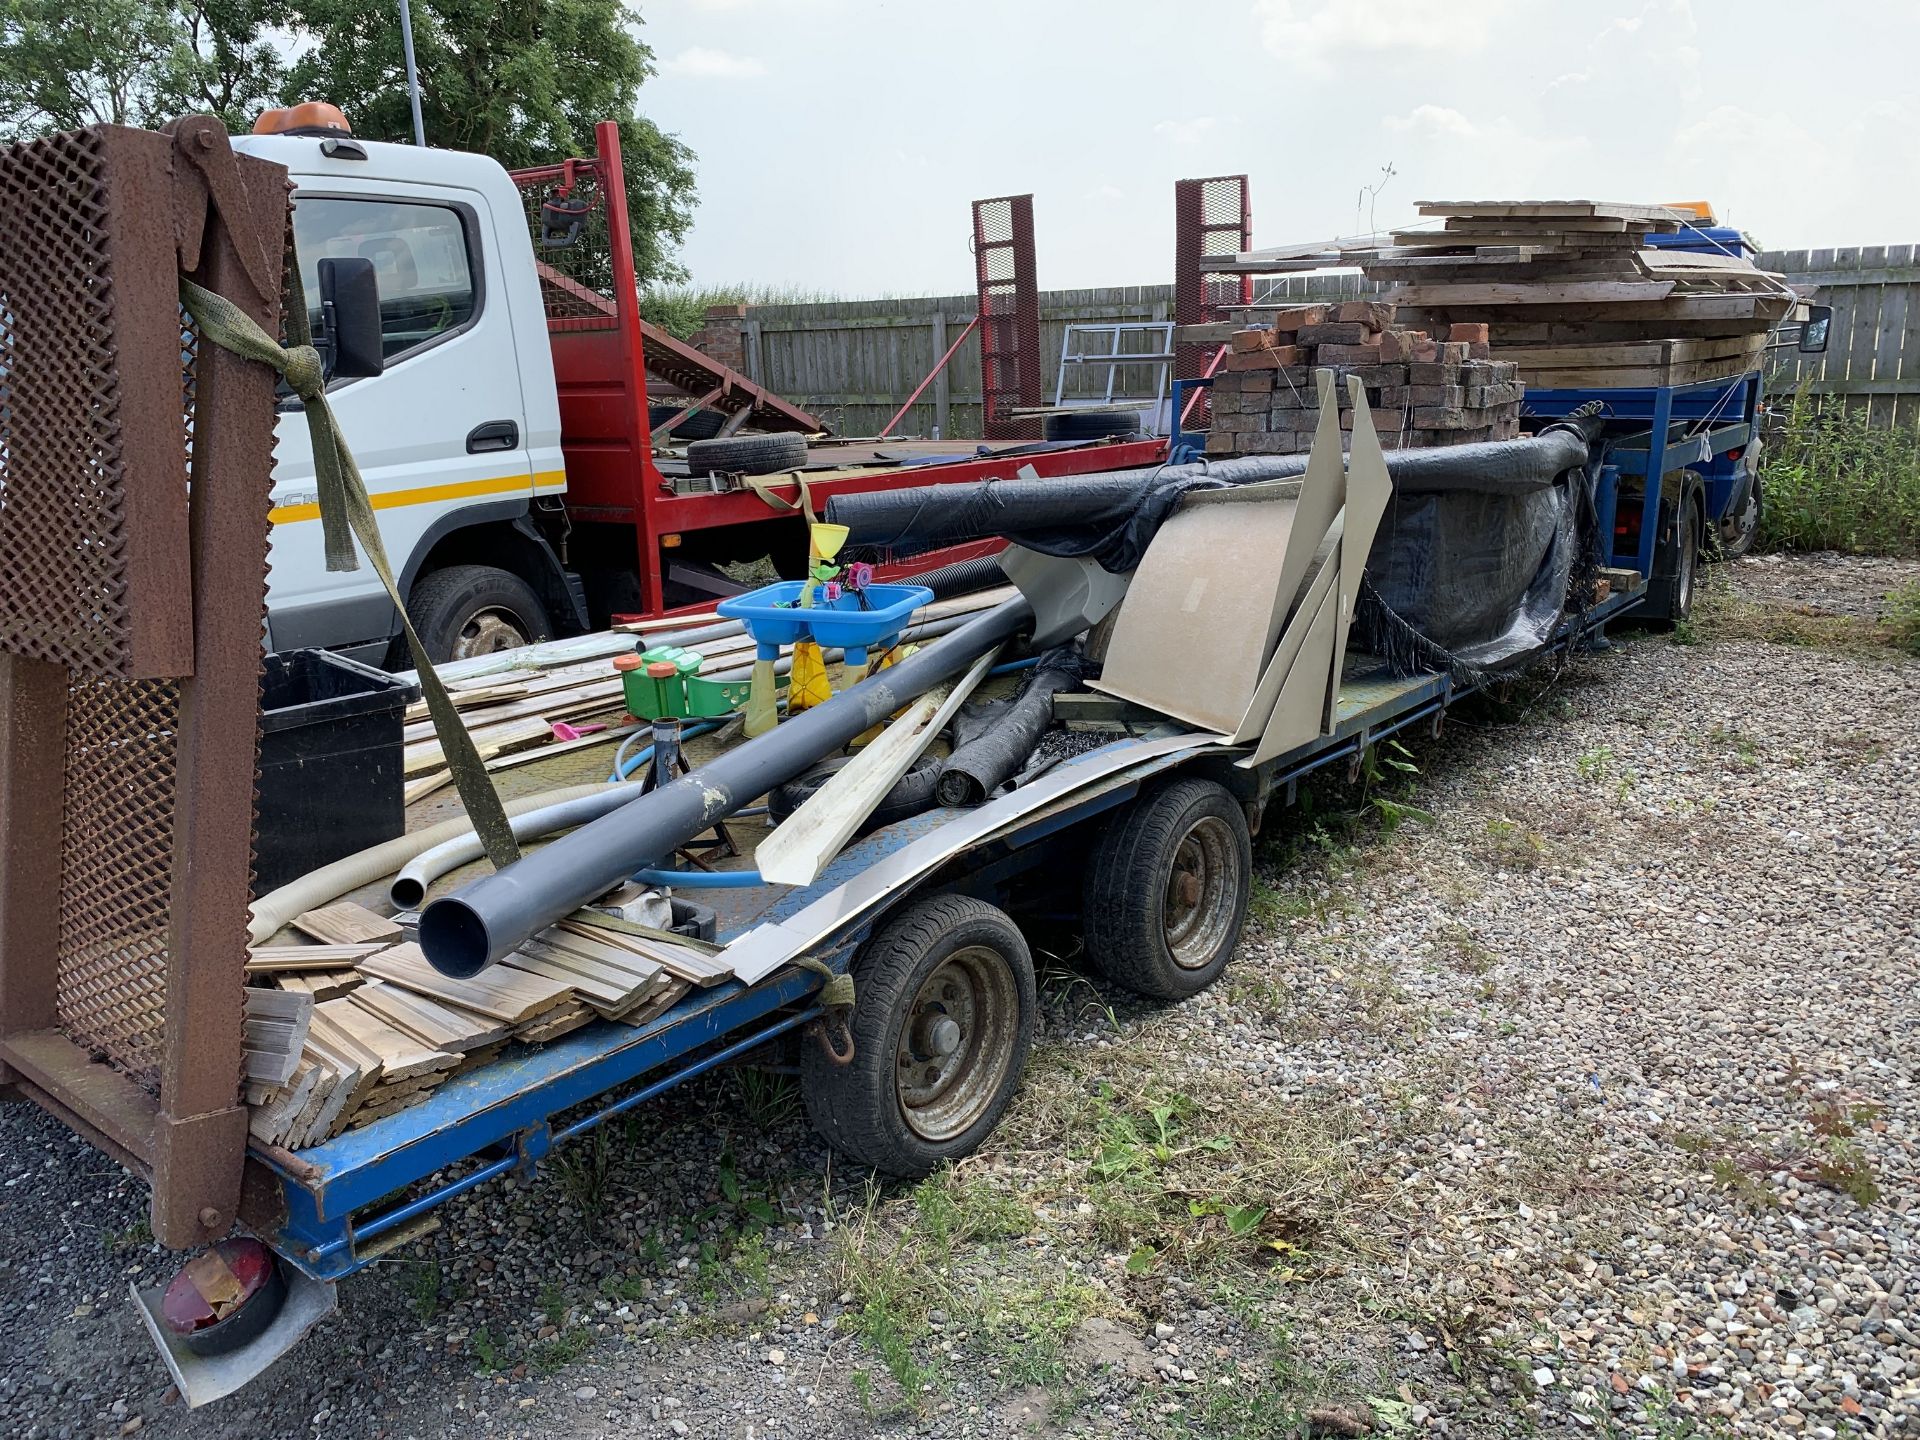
245,783 -> 623,944
389,784 -> 659,910
420,597 -> 1034,977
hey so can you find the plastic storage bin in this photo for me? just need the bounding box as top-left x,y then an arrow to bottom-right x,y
253,650 -> 419,896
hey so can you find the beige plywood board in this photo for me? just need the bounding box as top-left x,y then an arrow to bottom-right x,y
359,942 -> 576,1024
290,902 -> 403,947
1228,534 -> 1341,746
1089,480 -> 1305,735
1242,584 -> 1341,769
1324,378 -> 1396,732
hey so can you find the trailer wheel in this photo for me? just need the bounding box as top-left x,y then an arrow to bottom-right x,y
1082,778 -> 1250,1000
1717,473 -> 1761,561
686,432 -> 808,478
802,894 -> 1035,1178
410,564 -> 553,663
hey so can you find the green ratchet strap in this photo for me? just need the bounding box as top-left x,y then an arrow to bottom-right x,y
180,274 -> 523,873
791,955 -> 854,1010
745,470 -> 816,521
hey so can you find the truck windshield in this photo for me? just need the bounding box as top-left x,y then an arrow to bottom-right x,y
291,196 -> 477,363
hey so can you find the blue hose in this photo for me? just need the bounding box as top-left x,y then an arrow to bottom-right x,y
609,720 -> 725,783
630,866 -> 765,889
987,657 -> 1040,676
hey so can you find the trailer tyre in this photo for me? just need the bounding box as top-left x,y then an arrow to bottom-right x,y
802,894 -> 1035,1178
1082,778 -> 1250,1000
686,432 -> 808,477
1643,479 -> 1702,629
409,564 -> 553,663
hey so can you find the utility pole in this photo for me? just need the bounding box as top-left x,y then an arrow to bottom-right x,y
397,0 -> 427,146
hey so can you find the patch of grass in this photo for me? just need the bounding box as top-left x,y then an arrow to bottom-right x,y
530,1324 -> 595,1375
732,1068 -> 799,1130
551,1128 -> 616,1216
102,1217 -> 152,1252
1887,580 -> 1920,654
1706,723 -> 1762,770
911,1171 -> 1034,1250
1432,921 -> 1497,975
1478,817 -> 1548,872
1758,392 -> 1920,557
470,1323 -> 505,1372
1575,745 -> 1614,782
401,1259 -> 442,1323
539,1280 -> 568,1328
1694,580 -> 1909,655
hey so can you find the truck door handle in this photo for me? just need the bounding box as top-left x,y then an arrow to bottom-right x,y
466,420 -> 519,453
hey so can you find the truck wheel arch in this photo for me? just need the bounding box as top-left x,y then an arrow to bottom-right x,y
396,504 -> 587,645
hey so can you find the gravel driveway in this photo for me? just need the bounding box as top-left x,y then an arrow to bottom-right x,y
1,555 -> 1913,1440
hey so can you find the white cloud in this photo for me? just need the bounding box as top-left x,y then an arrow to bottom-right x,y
1254,0 -> 1516,66
1384,105 -> 1479,139
1153,116 -> 1216,145
662,46 -> 768,78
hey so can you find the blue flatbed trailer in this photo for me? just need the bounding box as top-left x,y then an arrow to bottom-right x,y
245,578 -> 1649,1293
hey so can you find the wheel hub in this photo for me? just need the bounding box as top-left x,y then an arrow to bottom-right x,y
895,947 -> 1018,1141
452,607 -> 531,660
1164,815 -> 1236,970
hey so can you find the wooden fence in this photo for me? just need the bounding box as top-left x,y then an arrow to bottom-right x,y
741,250 -> 1920,436
1755,246 -> 1920,427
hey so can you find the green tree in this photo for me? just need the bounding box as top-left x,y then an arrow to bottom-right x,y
283,0 -> 695,282
0,0 -> 283,136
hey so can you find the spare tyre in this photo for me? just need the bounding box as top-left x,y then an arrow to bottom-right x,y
687,432 -> 808,477
1043,409 -> 1139,442
767,753 -> 943,833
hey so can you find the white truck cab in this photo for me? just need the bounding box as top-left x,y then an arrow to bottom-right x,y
235,108 -> 579,665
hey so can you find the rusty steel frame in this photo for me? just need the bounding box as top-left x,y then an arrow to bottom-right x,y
0,119 -> 285,1249
1174,175 -> 1252,430
972,194 -> 1041,441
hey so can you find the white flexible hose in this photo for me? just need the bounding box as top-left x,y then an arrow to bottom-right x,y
246,783 -> 624,944
389,785 -> 654,910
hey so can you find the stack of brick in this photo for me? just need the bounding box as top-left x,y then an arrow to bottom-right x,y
1205,301 -> 1523,456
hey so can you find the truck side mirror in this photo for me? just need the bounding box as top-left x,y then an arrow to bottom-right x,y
1798,303 -> 1832,355
317,257 -> 384,380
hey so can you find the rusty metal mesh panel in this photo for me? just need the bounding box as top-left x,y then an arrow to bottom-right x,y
973,195 -> 1040,441
54,679 -> 183,1084
1174,176 -> 1252,426
516,163 -> 619,330
0,129 -> 137,678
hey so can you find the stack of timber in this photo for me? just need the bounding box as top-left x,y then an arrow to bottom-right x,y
1221,202 -> 1799,390
1205,300 -> 1521,456
400,587 -> 1020,802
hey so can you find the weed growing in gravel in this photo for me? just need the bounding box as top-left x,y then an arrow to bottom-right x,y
1887,580 -> 1920,653
401,1259 -> 442,1322
1478,818 -> 1549,872
732,1068 -> 799,1129
101,1217 -> 152,1252
551,1127 -> 616,1216
530,1325 -> 594,1375
1706,723 -> 1763,770
470,1324 -> 505,1372
1575,745 -> 1614,782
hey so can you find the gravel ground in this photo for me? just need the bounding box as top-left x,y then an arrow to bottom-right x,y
0,555 -> 1913,1440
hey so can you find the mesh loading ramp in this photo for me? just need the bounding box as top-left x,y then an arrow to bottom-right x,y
0,117 -> 288,1250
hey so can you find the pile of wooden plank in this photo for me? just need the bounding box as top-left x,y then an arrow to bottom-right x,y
400,587 -> 1021,803
1205,300 -> 1522,456
246,900 -> 726,1150
1215,201 -> 1799,390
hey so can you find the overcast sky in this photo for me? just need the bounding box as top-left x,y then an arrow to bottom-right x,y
633,0 -> 1920,297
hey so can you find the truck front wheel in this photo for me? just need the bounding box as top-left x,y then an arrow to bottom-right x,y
802,894 -> 1036,1177
409,564 -> 553,663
